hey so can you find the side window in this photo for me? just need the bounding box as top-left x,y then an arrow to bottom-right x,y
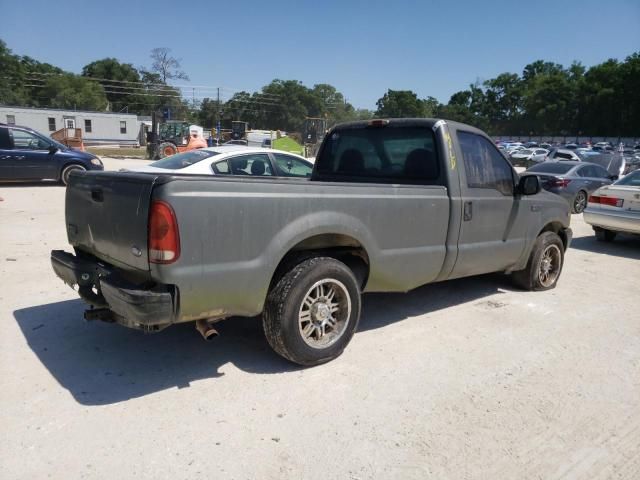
576,166 -> 590,177
556,152 -> 573,160
0,128 -> 12,149
228,154 -> 273,176
593,166 -> 609,178
84,119 -> 92,133
212,159 -> 230,174
120,121 -> 127,134
457,131 -> 514,195
9,128 -> 50,150
273,153 -> 312,177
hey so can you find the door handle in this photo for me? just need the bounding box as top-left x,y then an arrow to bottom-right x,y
463,201 -> 473,221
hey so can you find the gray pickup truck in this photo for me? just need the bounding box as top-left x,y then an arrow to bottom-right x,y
51,119 -> 572,365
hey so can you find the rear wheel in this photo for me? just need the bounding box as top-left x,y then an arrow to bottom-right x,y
595,228 -> 616,242
512,232 -> 565,291
158,142 -> 178,158
61,164 -> 86,185
263,257 -> 361,366
572,190 -> 588,214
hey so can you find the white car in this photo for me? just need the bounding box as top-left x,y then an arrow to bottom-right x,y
128,146 -> 314,178
510,148 -> 549,166
583,170 -> 640,241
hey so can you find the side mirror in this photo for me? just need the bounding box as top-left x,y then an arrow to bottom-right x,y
48,145 -> 58,154
518,174 -> 541,195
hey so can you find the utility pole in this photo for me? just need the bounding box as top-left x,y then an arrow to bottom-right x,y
216,87 -> 221,142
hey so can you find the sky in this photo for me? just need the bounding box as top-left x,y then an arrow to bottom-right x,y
2,0 -> 639,109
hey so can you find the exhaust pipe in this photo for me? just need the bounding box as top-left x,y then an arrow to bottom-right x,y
195,319 -> 219,341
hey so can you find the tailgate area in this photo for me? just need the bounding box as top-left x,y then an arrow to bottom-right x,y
65,171 -> 156,272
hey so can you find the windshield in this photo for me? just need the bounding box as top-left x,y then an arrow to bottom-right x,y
150,149 -> 219,169
518,149 -> 534,155
527,163 -> 574,174
615,170 -> 640,186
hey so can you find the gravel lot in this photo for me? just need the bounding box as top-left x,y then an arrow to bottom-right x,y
1,157 -> 639,480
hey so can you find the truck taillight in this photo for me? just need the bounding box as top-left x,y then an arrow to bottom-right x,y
148,201 -> 180,264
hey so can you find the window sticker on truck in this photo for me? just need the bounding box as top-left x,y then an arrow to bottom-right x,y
444,130 -> 457,170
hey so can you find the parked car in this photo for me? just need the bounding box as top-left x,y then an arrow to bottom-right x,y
524,141 -> 539,148
51,118 -> 572,366
564,143 -> 578,150
546,148 -> 582,162
0,123 -> 103,185
509,148 -> 549,167
525,161 -> 614,213
584,170 -> 640,241
128,146 -> 314,178
224,139 -> 249,146
539,143 -> 552,150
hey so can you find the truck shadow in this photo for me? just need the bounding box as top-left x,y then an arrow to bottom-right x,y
14,273 -> 511,406
569,233 -> 640,260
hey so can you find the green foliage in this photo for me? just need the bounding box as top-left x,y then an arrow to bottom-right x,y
375,89 -> 428,118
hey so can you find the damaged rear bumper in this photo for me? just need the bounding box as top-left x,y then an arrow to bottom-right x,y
50,250 -> 176,331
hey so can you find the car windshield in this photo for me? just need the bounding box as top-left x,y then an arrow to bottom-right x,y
527,163 -> 574,174
614,171 -> 640,186
518,149 -> 534,155
150,149 -> 219,169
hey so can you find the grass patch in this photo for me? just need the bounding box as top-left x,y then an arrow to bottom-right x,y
273,137 -> 304,155
86,147 -> 148,158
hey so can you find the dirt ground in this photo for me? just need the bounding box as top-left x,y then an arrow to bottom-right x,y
1,157 -> 639,480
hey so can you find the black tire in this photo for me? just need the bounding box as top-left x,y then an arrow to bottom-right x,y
594,228 -> 616,242
60,164 -> 86,185
158,142 -> 178,158
572,190 -> 588,214
263,257 -> 361,366
512,231 -> 565,291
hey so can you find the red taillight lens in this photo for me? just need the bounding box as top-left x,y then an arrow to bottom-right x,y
550,178 -> 571,188
148,201 -> 180,264
589,195 -> 624,207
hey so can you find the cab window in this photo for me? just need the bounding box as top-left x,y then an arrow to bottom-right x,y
457,131 -> 514,195
228,154 -> 273,176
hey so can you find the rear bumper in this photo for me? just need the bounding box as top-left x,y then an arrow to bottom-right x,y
583,209 -> 640,235
51,250 -> 175,330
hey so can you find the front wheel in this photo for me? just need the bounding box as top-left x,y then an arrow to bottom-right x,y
263,257 -> 361,366
512,232 -> 565,291
61,164 -> 86,185
158,142 -> 178,158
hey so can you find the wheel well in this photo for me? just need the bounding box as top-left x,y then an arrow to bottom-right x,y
270,234 -> 370,290
539,222 -> 568,250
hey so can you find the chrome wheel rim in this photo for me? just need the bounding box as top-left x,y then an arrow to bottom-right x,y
538,245 -> 561,287
298,279 -> 351,349
574,192 -> 587,213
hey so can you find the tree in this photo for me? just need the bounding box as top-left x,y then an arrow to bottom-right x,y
39,73 -> 108,110
82,58 -> 142,112
149,48 -> 189,82
375,89 -> 427,118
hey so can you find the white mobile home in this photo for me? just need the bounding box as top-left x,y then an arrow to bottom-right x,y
0,105 -> 142,146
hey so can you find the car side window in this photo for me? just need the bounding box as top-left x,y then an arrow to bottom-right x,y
0,128 -> 12,149
212,159 -> 230,175
9,128 -> 50,150
592,165 -> 609,178
457,131 -> 514,195
576,166 -> 590,177
556,152 -> 573,160
273,153 -> 312,177
228,154 -> 273,176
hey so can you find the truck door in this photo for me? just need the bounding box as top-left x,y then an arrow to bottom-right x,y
449,129 -> 528,279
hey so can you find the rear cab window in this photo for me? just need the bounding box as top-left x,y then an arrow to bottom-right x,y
314,126 -> 442,185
